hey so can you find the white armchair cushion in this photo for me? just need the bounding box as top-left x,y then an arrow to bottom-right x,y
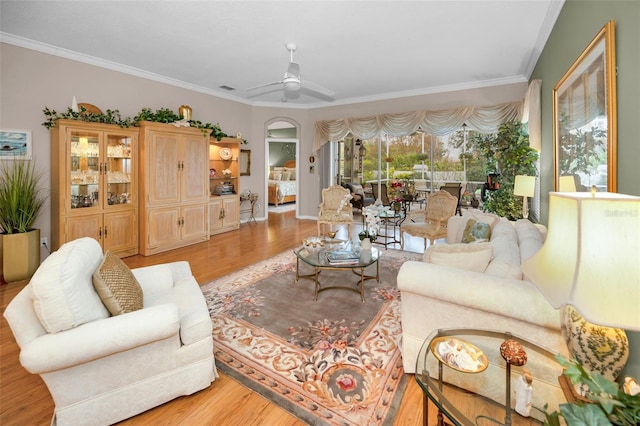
424,242 -> 492,273
30,237 -> 109,333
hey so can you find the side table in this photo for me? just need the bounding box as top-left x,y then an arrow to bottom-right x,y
240,193 -> 258,223
415,328 -> 564,426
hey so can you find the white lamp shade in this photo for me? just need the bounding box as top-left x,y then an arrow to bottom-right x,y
522,192 -> 640,330
514,175 -> 536,197
558,176 -> 577,192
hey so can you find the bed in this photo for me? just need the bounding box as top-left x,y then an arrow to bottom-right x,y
268,160 -> 297,206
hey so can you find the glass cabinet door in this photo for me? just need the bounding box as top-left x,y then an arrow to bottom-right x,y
106,133 -> 133,207
69,130 -> 101,210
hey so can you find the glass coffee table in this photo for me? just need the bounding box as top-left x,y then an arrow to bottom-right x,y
416,328 -> 563,426
294,240 -> 379,302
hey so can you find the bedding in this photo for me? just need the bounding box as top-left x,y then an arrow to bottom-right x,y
268,160 -> 297,206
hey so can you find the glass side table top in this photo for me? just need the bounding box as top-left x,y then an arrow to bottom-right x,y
415,328 -> 563,426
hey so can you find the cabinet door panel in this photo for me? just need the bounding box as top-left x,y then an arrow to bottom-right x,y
146,207 -> 180,249
148,132 -> 180,205
182,204 -> 208,240
66,214 -> 103,243
104,210 -> 137,254
182,136 -> 209,203
223,197 -> 239,228
209,199 -> 223,232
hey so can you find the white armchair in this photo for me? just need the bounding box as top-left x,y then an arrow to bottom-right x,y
3,237 -> 217,426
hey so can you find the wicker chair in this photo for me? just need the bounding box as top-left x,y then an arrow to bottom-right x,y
400,190 -> 458,250
317,185 -> 354,237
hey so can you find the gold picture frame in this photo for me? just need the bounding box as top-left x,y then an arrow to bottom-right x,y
240,149 -> 251,176
553,20 -> 617,192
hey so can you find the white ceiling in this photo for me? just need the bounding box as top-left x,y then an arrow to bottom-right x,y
0,0 -> 564,108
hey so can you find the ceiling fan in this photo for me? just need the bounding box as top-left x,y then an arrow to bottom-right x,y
246,43 -> 335,101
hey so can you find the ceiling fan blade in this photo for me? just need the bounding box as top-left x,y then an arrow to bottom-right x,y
301,80 -> 336,98
246,81 -> 283,92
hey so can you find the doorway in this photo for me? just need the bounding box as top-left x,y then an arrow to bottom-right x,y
265,120 -> 299,216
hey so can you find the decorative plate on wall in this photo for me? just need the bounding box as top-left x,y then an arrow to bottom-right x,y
219,147 -> 232,160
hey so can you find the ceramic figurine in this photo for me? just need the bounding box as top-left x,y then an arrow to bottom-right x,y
515,369 -> 533,417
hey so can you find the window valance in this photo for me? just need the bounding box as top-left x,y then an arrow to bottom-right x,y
313,100 -> 524,152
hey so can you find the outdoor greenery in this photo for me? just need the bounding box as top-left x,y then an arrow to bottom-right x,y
545,356 -> 640,426
42,106 -> 233,141
0,160 -> 47,234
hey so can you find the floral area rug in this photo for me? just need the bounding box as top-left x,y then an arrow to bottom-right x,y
202,249 -> 420,425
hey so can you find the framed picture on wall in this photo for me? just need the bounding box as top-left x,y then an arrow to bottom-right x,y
240,149 -> 251,176
0,129 -> 32,160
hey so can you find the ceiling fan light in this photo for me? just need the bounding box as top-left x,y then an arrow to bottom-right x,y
283,79 -> 301,91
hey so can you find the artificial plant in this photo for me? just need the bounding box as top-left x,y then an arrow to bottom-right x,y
42,106 -> 233,141
0,160 -> 47,234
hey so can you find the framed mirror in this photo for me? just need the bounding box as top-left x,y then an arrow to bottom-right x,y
553,20 -> 617,192
240,149 -> 251,176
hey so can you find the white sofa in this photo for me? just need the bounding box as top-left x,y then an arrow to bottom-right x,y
3,237 -> 217,426
397,211 -> 569,416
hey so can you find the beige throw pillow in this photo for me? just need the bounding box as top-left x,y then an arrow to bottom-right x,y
93,251 -> 143,315
423,242 -> 493,273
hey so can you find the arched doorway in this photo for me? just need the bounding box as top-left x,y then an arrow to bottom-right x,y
265,118 -> 299,218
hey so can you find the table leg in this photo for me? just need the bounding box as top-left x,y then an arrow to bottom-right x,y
314,267 -> 320,301
423,391 -> 429,426
359,267 -> 365,302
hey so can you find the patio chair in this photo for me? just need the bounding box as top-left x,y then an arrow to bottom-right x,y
400,190 -> 458,250
317,185 -> 354,237
370,183 -> 391,206
439,182 -> 463,216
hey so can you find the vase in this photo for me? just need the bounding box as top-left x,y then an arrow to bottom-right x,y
361,237 -> 372,250
1,229 -> 40,283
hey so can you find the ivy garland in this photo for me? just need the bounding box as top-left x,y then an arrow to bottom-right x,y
42,106 -> 237,141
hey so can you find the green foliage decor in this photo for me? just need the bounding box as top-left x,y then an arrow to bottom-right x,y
43,106 -> 133,129
470,121 -> 538,220
545,356 -> 640,426
0,160 -> 47,234
42,106 -> 233,141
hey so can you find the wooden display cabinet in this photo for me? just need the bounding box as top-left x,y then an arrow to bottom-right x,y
138,122 -> 210,255
209,137 -> 241,235
50,120 -> 139,257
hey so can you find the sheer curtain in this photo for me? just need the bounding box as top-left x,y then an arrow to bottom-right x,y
314,101 -> 524,152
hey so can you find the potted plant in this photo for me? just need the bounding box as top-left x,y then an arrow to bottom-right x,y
545,356 -> 640,426
470,121 -> 538,220
0,160 -> 47,283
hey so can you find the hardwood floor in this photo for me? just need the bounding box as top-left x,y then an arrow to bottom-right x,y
0,211 -> 425,426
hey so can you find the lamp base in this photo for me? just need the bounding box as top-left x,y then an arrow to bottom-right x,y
561,305 -> 629,381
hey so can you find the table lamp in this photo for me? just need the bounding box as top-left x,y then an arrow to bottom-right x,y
513,175 -> 536,219
522,192 -> 640,381
558,175 -> 577,192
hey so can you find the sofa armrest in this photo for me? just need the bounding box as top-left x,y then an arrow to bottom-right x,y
397,261 -> 560,330
19,304 -> 180,374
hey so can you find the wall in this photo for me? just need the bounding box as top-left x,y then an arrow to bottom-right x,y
530,0 -> 640,380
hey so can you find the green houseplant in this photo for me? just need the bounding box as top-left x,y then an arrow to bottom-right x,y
470,121 -> 538,220
0,160 -> 47,282
545,356 -> 640,426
